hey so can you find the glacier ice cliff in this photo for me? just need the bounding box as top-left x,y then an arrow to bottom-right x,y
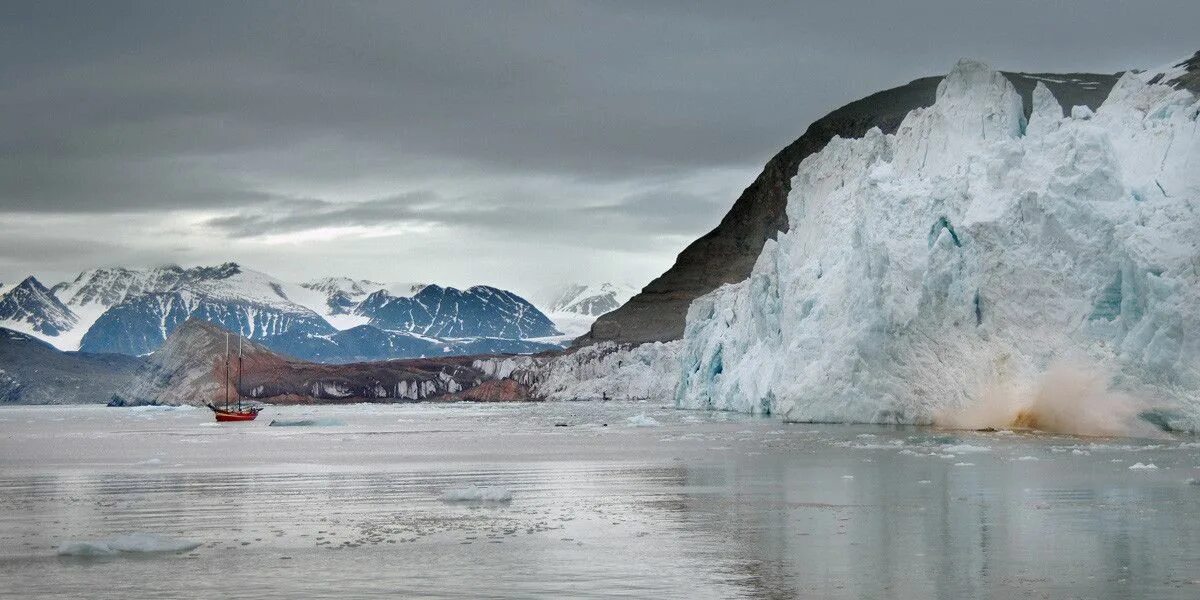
474,341 -> 680,401
675,60 -> 1200,425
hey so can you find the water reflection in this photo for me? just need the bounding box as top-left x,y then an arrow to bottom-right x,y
2,404 -> 1199,598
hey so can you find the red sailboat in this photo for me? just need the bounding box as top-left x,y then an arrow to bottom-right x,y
208,333 -> 260,422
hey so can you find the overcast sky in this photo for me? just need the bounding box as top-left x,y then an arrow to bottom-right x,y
2,1 -> 1197,297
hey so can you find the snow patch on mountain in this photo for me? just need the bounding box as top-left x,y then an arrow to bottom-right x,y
675,59 -> 1200,426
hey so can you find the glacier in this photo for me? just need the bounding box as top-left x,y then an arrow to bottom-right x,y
675,60 -> 1200,427
474,340 -> 681,401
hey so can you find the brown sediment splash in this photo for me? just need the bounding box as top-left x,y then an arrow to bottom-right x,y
1009,409 -> 1040,431
937,360 -> 1157,438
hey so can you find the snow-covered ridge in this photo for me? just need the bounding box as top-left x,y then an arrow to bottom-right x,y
676,58 -> 1200,426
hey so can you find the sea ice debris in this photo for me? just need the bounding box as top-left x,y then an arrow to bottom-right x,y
440,485 -> 513,503
57,533 -> 201,557
626,414 -> 661,427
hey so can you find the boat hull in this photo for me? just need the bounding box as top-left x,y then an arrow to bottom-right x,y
208,404 -> 260,422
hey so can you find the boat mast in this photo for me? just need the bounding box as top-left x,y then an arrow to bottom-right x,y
224,332 -> 230,410
237,337 -> 243,411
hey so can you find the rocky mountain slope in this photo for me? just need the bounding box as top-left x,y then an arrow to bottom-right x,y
122,320 -> 534,405
578,68 -> 1150,346
0,327 -> 143,404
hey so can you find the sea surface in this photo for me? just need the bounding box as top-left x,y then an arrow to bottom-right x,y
2,402 -> 1199,599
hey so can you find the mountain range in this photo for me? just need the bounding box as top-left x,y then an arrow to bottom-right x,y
0,262 -> 573,363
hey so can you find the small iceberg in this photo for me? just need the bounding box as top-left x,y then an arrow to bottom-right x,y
268,418 -> 346,427
440,485 -> 513,503
1128,462 -> 1159,470
626,414 -> 661,427
57,533 -> 201,557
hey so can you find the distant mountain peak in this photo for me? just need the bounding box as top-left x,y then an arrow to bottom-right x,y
543,282 -> 637,317
356,284 -> 560,339
0,276 -> 78,336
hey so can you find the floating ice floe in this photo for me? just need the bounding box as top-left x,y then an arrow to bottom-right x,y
440,485 -> 513,503
626,414 -> 661,427
943,444 -> 991,454
57,533 -> 201,557
268,418 -> 346,427
1016,456 -> 1040,461
1128,462 -> 1159,470
128,404 -> 197,412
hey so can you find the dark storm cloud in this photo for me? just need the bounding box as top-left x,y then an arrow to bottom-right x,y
1,1 -> 1198,283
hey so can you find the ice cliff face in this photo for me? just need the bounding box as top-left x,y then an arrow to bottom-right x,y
676,60 -> 1200,424
474,340 -> 681,401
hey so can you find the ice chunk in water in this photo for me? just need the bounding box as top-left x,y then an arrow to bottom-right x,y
626,414 -> 661,427
268,418 -> 346,427
440,485 -> 513,503
57,533 -> 201,557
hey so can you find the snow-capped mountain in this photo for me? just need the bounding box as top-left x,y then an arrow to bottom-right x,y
53,264 -> 213,309
0,277 -> 78,337
50,263 -> 283,348
75,263 -> 335,354
79,287 -> 337,356
356,284 -> 561,339
543,282 -> 638,317
528,282 -> 638,341
298,277 -> 388,315
674,58 -> 1200,426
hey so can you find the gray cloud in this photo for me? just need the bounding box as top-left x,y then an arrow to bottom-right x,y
1,1 -> 1198,287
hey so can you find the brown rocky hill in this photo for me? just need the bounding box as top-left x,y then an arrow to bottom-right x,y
121,319 -> 532,405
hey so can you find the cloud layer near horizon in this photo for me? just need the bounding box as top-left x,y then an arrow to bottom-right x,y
2,0 -> 1197,296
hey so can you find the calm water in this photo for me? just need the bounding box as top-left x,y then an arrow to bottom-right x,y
2,402 -> 1199,599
